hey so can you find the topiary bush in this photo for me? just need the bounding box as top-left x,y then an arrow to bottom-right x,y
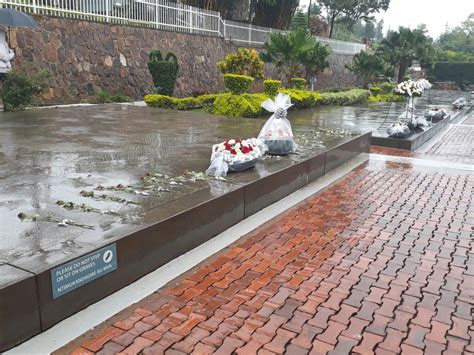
210,93 -> 267,118
1,64 -> 51,111
263,80 -> 282,97
318,89 -> 370,106
280,89 -> 316,108
217,48 -> 264,79
144,93 -> 221,110
369,86 -> 381,95
223,74 -> 254,95
378,82 -> 396,94
147,50 -> 179,96
290,78 -> 307,90
368,93 -> 405,102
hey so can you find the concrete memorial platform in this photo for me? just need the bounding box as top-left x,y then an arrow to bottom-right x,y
0,103 -> 370,350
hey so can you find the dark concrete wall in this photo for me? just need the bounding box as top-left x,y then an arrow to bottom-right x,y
8,16 -> 358,104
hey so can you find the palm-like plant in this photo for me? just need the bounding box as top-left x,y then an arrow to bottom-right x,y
346,51 -> 390,88
378,27 -> 435,83
261,28 -> 331,81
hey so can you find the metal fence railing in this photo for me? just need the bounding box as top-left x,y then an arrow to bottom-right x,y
223,20 -> 366,55
1,0 -> 365,54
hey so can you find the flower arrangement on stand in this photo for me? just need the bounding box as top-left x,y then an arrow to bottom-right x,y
388,80 -> 428,137
205,138 -> 266,177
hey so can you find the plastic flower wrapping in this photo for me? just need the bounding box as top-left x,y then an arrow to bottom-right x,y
387,122 -> 411,138
395,80 -> 424,97
452,97 -> 467,109
424,107 -> 448,121
205,138 -> 266,177
258,93 -> 297,155
416,79 -> 432,90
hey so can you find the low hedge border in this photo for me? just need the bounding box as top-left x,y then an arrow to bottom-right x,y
144,88 -> 371,117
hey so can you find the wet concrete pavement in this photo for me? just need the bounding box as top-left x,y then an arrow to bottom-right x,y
0,104 -> 358,270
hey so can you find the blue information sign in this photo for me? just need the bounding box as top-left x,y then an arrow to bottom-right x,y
51,244 -> 117,299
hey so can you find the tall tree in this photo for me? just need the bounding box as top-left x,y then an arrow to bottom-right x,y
378,26 -> 435,82
250,0 -> 299,30
291,10 -> 309,31
317,0 -> 390,38
437,13 -> 474,53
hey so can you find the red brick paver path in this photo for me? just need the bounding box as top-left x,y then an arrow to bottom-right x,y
67,157 -> 474,355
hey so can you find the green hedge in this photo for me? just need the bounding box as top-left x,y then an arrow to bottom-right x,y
290,78 -> 307,90
368,93 -> 405,102
263,80 -> 282,97
144,93 -> 221,110
318,89 -> 371,106
210,93 -> 268,117
430,62 -> 474,84
223,74 -> 254,94
145,88 -> 370,118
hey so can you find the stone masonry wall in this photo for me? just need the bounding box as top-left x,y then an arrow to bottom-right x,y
8,16 -> 358,104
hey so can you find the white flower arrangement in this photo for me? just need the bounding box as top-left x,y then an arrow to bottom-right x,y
395,80 -> 424,97
416,79 -> 432,90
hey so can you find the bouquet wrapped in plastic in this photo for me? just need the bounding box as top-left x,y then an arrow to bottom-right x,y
258,93 -> 296,155
424,107 -> 448,122
205,138 -> 266,177
453,97 -> 467,110
387,122 -> 411,138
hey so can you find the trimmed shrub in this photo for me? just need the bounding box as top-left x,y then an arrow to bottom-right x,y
290,78 -> 307,90
210,93 -> 265,118
145,88 -> 370,117
263,80 -> 282,97
369,86 -> 381,95
217,48 -> 264,79
368,93 -> 405,102
378,82 -> 395,94
148,50 -> 179,96
1,65 -> 51,111
223,74 -> 254,95
318,89 -> 370,106
144,93 -> 221,110
430,62 -> 474,87
280,89 -> 316,108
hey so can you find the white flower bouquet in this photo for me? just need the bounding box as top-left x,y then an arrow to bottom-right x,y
395,80 -> 423,97
258,93 -> 297,155
205,138 -> 266,177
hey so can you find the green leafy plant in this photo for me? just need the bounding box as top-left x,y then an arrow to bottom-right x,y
88,90 -> 133,104
223,74 -> 254,95
1,64 -> 51,111
263,80 -> 282,97
147,50 -> 179,96
144,93 -> 221,110
346,51 -> 390,89
210,93 -> 268,118
261,28 -> 331,81
290,78 -> 307,90
369,86 -> 381,95
378,26 -> 435,82
368,93 -> 405,102
145,88 -> 370,117
378,82 -> 395,93
217,48 -> 264,79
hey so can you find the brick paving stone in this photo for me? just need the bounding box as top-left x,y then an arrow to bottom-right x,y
65,154 -> 474,355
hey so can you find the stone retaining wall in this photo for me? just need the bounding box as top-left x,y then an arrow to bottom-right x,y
8,16 -> 359,104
